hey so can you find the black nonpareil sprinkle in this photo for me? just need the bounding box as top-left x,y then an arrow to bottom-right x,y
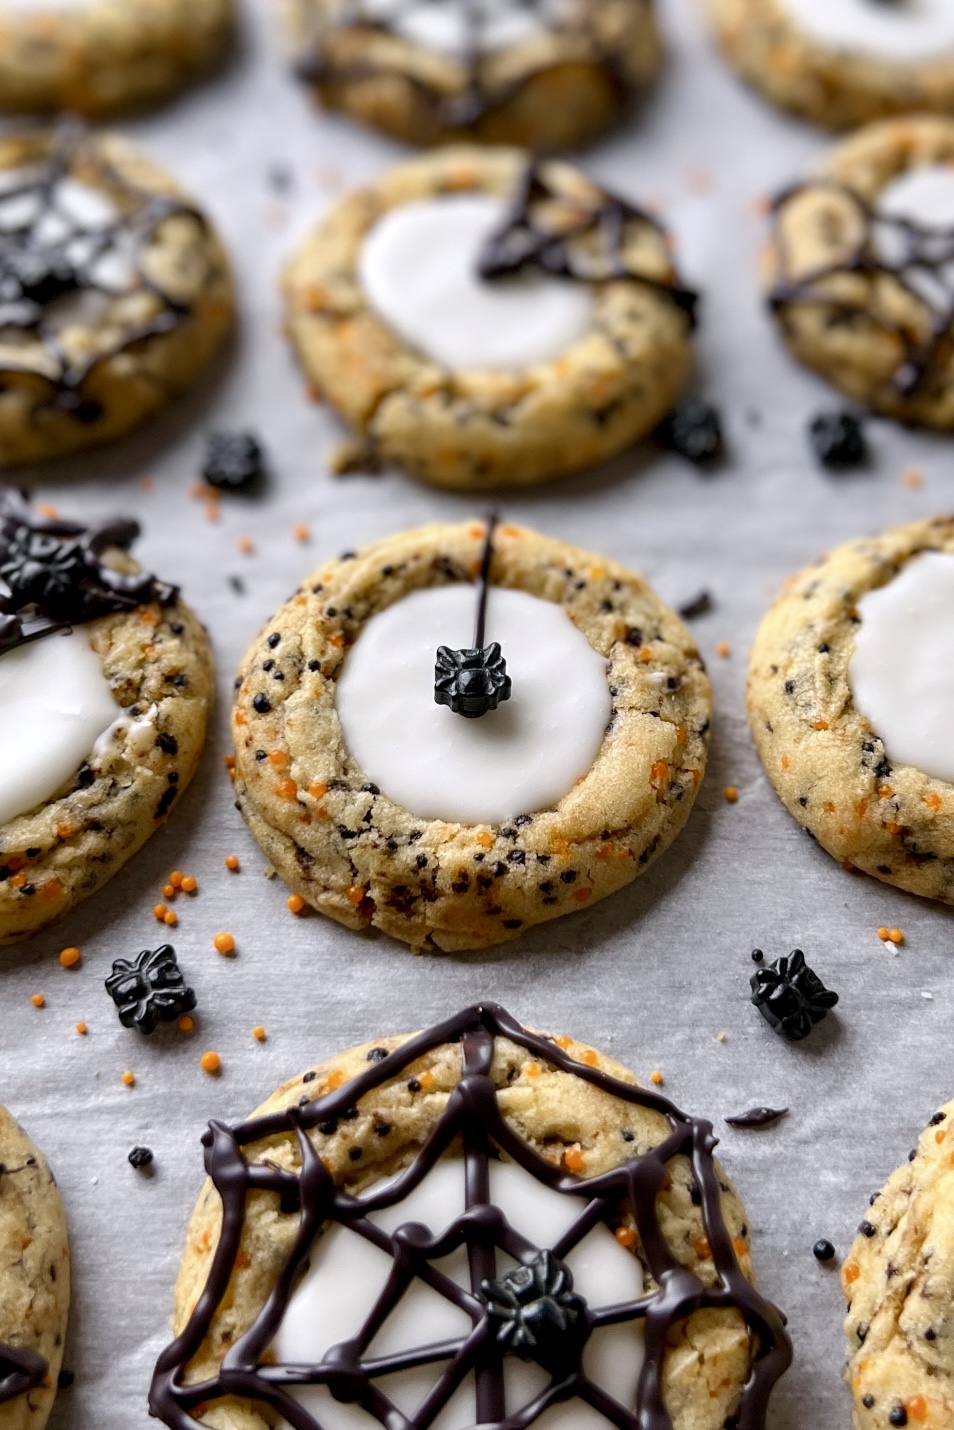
750,949 -> 838,1041
203,431 -> 267,492
813,1239 -> 836,1263
751,948 -> 764,963
808,411 -> 868,470
128,1146 -> 154,1170
105,945 -> 196,1034
659,401 -> 724,465
677,590 -> 713,620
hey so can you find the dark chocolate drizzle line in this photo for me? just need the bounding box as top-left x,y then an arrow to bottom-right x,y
0,124 -> 211,423
0,486 -> 177,658
0,1164 -> 48,1405
148,1004 -> 792,1430
295,0 -> 644,131
768,176 -> 954,396
478,160 -> 698,324
472,511 -> 497,650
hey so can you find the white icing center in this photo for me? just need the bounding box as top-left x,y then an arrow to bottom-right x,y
274,1157 -> 645,1430
335,585 -> 610,825
870,165 -> 954,309
849,550 -> 954,785
0,628 -> 119,826
357,0 -> 557,56
779,0 -> 954,63
358,196 -> 592,372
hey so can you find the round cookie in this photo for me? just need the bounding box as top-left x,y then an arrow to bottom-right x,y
764,116 -> 954,430
285,0 -> 660,150
842,1097 -> 954,1429
0,488 -> 214,945
0,1106 -> 70,1430
150,1003 -> 792,1430
747,514 -> 954,905
0,125 -> 234,467
231,520 -> 711,953
283,146 -> 696,491
0,0 -> 233,118
706,0 -> 954,130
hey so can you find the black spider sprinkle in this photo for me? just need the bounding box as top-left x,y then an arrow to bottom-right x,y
202,431 -> 267,493
659,401 -> 724,466
808,411 -> 868,471
750,950 -> 839,1041
481,1249 -> 589,1377
105,945 -> 196,1034
435,514 -> 512,719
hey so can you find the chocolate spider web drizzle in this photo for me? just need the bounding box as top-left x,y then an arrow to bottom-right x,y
0,1164 -> 48,1406
0,486 -> 177,658
149,1003 -> 791,1430
296,0 -> 649,130
478,160 -> 698,323
0,124 -> 212,422
768,175 -> 954,396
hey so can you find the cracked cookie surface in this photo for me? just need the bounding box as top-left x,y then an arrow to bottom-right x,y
747,515 -> 954,904
0,0 -> 233,117
161,1020 -> 766,1430
764,117 -> 954,429
285,0 -> 660,149
232,520 -> 710,953
0,127 -> 234,467
283,146 -> 694,490
0,1107 -> 69,1430
707,0 -> 954,130
842,1098 -> 954,1429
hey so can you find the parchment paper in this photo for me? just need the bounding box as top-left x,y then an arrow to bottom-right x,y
2,0 -> 952,1424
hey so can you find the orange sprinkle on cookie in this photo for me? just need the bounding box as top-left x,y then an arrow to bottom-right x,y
213,932 -> 236,956
563,1147 -> 585,1172
615,1226 -> 637,1249
200,1051 -> 221,1075
58,947 -> 81,969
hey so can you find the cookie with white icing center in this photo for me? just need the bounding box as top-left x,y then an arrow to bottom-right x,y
706,0 -> 954,130
283,146 -> 695,491
0,488 -> 213,946
0,125 -> 234,467
149,1004 -> 791,1430
0,1105 -> 69,1430
764,116 -> 954,429
747,514 -> 954,904
841,1097 -> 954,1429
0,0 -> 233,118
231,519 -> 710,953
284,0 -> 660,149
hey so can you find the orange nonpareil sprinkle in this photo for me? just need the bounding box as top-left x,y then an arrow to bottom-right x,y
563,1147 -> 585,1172
225,855 -> 240,871
252,1026 -> 266,1042
213,932 -> 235,956
716,641 -> 730,658
30,993 -> 45,1008
724,787 -> 739,803
153,903 -> 168,920
287,895 -> 305,914
169,871 -> 184,888
163,911 -> 177,927
162,884 -> 176,899
75,1022 -> 87,1035
615,1226 -> 637,1249
58,947 -> 81,969
178,1015 -> 194,1033
200,1051 -> 221,1074
650,1070 -> 664,1086
181,876 -> 198,894
121,1071 -> 136,1087
238,537 -> 255,556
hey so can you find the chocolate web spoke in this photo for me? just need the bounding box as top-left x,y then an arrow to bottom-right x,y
149,1005 -> 792,1430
